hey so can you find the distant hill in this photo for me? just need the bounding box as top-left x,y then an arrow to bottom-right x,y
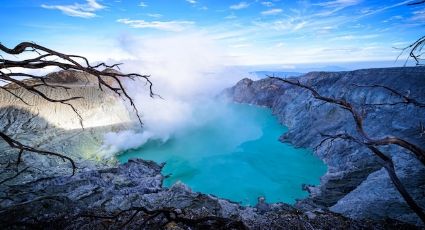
250,66 -> 350,79
249,71 -> 305,78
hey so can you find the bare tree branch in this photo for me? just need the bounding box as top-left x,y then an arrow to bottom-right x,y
396,35 -> 425,66
0,41 -> 155,177
79,206 -> 248,229
408,0 -> 425,6
270,76 -> 425,224
0,131 -> 77,175
367,145 -> 425,223
0,167 -> 29,185
270,77 -> 425,166
353,83 -> 425,107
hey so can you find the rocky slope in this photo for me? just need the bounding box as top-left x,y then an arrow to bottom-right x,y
225,66 -> 425,226
0,70 -> 133,180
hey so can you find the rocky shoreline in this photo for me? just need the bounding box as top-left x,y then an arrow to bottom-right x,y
1,68 -> 424,229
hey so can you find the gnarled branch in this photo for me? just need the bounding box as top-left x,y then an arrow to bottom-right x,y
270,76 -> 425,224
0,41 -> 155,177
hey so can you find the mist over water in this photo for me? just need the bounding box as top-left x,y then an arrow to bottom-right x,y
118,102 -> 326,205
100,33 -> 248,156
100,34 -> 326,205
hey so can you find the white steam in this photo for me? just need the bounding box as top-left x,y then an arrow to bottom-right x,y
100,33 -> 244,156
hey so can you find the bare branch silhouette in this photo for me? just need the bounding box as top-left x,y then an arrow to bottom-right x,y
0,41 -> 154,177
269,76 -> 425,224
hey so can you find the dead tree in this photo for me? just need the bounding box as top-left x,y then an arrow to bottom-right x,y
269,76 -> 425,224
78,206 -> 248,229
0,42 -> 154,176
397,1 -> 425,65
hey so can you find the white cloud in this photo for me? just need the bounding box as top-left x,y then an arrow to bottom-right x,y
86,0 -> 104,10
41,0 -> 105,18
230,2 -> 250,10
186,0 -> 197,4
256,19 -> 308,32
275,42 -> 285,48
261,8 -> 283,15
117,19 -> 195,32
229,43 -> 252,48
316,0 -> 361,8
355,1 -> 415,19
333,34 -> 380,41
261,1 -> 274,7
314,0 -> 361,16
412,9 -> 425,22
225,14 -> 237,19
293,21 -> 307,31
139,1 -> 147,7
147,13 -> 162,18
382,15 -> 403,23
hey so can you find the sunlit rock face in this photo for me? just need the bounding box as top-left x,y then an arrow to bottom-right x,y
0,70 -> 134,178
0,70 -> 133,130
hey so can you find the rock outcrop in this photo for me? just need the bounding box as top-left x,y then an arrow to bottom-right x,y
0,159 -> 417,229
225,67 -> 425,225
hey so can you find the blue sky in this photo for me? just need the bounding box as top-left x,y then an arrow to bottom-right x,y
1,0 -> 424,66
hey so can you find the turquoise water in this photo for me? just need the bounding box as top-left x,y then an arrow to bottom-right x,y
118,102 -> 326,205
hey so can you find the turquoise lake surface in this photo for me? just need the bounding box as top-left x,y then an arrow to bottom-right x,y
118,102 -> 326,205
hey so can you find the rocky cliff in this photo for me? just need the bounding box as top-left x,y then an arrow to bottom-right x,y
225,66 -> 425,225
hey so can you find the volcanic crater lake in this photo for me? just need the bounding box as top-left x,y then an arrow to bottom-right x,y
118,102 -> 326,205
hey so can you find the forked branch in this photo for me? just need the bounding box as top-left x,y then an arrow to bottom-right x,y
270,76 -> 425,224
0,41 -> 154,177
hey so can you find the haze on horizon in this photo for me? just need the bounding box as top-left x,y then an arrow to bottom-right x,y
1,0 -> 424,70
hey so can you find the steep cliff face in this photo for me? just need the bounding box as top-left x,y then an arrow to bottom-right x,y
225,67 -> 425,225
0,70 -> 134,179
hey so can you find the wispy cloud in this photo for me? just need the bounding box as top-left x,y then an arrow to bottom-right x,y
230,2 -> 250,10
314,0 -> 361,16
358,0 -> 414,18
412,9 -> 425,22
261,8 -> 283,15
41,0 -> 105,18
229,43 -> 252,48
333,34 -> 380,41
225,14 -> 237,19
254,19 -> 308,32
186,0 -> 197,4
261,1 -> 274,7
147,13 -> 162,18
139,1 -> 147,7
117,19 -> 195,32
316,0 -> 361,8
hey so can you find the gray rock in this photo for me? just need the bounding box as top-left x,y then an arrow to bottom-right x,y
0,159 -> 415,229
